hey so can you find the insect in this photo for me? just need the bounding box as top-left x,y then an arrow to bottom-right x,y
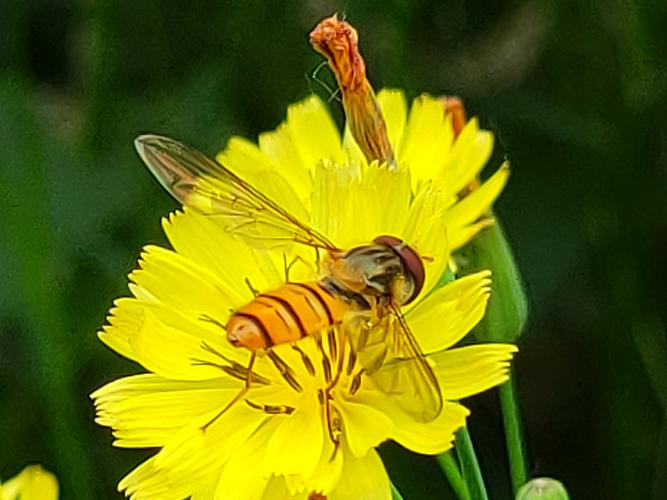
135,134 -> 442,425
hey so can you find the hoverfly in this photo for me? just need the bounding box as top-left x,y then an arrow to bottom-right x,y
135,134 -> 442,423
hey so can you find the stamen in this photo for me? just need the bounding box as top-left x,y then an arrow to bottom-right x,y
349,368 -> 365,396
245,399 -> 295,415
321,353 -> 332,385
319,389 -> 339,446
329,405 -> 342,444
292,344 -> 316,376
327,328 -> 347,390
346,345 -> 357,376
268,351 -> 303,392
327,327 -> 338,363
190,359 -> 246,382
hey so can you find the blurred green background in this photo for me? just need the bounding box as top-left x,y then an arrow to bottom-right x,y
1,0 -> 666,498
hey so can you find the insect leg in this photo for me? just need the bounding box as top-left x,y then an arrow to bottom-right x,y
314,247 -> 321,274
244,277 -> 260,297
200,351 -> 257,432
318,389 -> 338,445
282,253 -> 312,282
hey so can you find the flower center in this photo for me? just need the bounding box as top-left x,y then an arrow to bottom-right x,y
246,327 -> 367,446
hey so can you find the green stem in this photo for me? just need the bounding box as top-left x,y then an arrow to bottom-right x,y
499,375 -> 528,493
390,481 -> 405,500
456,426 -> 489,500
437,451 -> 471,500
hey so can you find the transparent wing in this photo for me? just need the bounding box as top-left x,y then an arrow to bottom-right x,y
135,134 -> 338,251
352,304 -> 443,422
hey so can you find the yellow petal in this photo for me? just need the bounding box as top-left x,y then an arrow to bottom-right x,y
336,399 -> 393,458
163,210 -> 284,295
97,312 -> 137,362
129,244 -> 243,322
329,448 -> 391,500
310,161 -> 361,247
361,162 -> 412,239
401,186 -> 451,302
445,163 -> 510,229
101,298 -> 247,380
310,161 -> 410,248
286,95 -> 344,172
259,122 -> 312,205
163,210 -> 284,298
216,136 -> 309,222
407,271 -> 492,353
0,465 -> 58,500
448,218 -> 495,251
390,401 -> 470,455
215,418 -> 282,500
191,476 -> 221,500
91,374 -> 238,448
294,438 -> 344,496
439,118 -> 495,195
431,343 -> 518,400
377,89 -> 407,153
154,394 -> 269,477
262,397 -> 324,478
397,95 -> 454,190
261,477 -> 308,499
118,455 -> 218,500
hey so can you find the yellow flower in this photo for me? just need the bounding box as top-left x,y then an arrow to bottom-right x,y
93,137 -> 516,498
217,91 -> 507,253
1,465 -> 58,500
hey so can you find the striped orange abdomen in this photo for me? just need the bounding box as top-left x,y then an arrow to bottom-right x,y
226,281 -> 349,351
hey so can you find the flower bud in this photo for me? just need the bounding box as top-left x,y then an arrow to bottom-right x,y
310,15 -> 394,166
516,478 -> 570,500
458,217 -> 528,341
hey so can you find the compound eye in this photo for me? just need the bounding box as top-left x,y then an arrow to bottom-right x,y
373,235 -> 425,304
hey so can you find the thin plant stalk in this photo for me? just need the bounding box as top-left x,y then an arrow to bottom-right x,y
499,375 -> 528,493
437,451 -> 471,500
456,426 -> 489,500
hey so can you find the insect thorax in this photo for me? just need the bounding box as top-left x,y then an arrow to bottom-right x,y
323,243 -> 417,306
